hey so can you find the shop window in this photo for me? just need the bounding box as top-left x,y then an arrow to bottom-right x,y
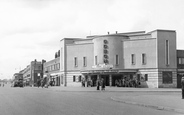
73,76 -> 76,82
162,71 -> 172,84
145,74 -> 148,81
78,76 -> 82,82
137,74 -> 140,81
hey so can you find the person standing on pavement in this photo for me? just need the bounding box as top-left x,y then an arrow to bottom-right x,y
101,78 -> 105,90
181,76 -> 184,99
96,78 -> 100,90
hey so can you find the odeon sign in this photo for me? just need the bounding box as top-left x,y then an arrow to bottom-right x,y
92,64 -> 113,69
103,39 -> 109,64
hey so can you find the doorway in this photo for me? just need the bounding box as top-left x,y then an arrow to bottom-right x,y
101,75 -> 109,86
177,73 -> 183,88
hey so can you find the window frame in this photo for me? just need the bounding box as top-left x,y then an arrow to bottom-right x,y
115,55 -> 119,65
165,40 -> 169,65
142,53 -> 146,65
131,54 -> 136,65
74,57 -> 78,67
73,76 -> 76,82
95,56 -> 97,65
162,71 -> 173,84
83,57 -> 87,67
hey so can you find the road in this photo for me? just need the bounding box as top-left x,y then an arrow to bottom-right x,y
0,84 -> 182,115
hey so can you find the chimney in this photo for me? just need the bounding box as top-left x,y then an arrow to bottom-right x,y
42,59 -> 46,64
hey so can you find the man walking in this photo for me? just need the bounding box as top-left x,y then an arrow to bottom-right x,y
181,76 -> 184,99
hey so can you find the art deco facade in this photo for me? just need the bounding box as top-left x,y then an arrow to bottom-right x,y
54,29 -> 177,88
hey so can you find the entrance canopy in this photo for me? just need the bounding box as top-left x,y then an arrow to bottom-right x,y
81,69 -> 137,74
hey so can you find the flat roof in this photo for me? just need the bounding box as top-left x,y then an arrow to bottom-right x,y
148,29 -> 176,34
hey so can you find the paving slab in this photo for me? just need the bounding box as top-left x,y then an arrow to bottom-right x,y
111,93 -> 184,114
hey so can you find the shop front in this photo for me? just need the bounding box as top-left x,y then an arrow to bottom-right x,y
177,69 -> 184,88
81,69 -> 137,87
50,73 -> 61,86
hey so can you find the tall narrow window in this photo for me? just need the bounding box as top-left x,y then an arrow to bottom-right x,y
78,76 -> 82,82
179,58 -> 184,64
73,76 -> 76,82
115,55 -> 119,65
131,54 -> 135,65
145,74 -> 148,81
83,57 -> 87,67
142,53 -> 146,65
74,57 -> 78,67
95,56 -> 97,65
58,63 -> 60,69
166,40 -> 169,65
179,58 -> 182,64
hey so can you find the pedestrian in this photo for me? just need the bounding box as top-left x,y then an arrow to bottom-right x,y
101,78 -> 105,91
181,76 -> 184,99
81,78 -> 85,87
96,79 -> 100,90
41,78 -> 44,88
37,79 -> 41,88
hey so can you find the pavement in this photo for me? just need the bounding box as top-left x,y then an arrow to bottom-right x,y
47,86 -> 184,114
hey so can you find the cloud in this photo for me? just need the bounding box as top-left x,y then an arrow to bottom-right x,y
1,0 -> 184,79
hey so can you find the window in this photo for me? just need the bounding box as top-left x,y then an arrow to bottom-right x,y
144,74 -> 148,81
57,63 -> 60,69
137,74 -> 140,81
74,57 -> 78,67
142,53 -> 146,65
38,66 -> 41,70
83,57 -> 87,67
115,55 -> 119,65
54,64 -> 56,70
163,71 -> 172,84
179,58 -> 184,64
52,65 -> 54,70
73,76 -> 76,82
165,40 -> 169,65
131,54 -> 136,65
78,76 -> 82,82
95,56 -> 97,65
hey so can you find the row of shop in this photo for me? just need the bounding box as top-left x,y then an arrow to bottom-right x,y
22,68 -> 184,88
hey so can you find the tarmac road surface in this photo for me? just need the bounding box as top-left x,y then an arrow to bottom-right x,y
0,85 -> 182,115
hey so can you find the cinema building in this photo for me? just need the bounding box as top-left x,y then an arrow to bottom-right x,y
55,29 -> 178,88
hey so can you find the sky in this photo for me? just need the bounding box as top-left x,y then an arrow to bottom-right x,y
0,0 -> 184,79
